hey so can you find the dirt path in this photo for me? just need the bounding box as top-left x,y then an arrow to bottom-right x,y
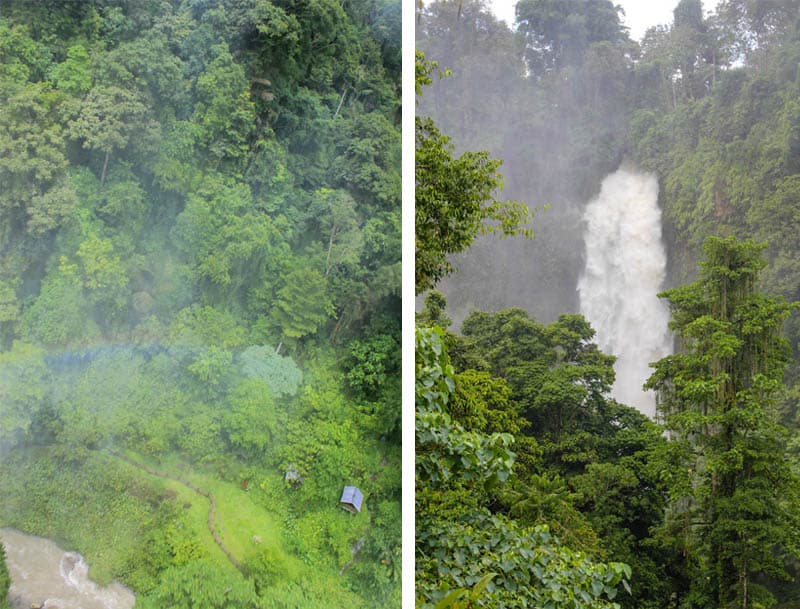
109,452 -> 242,571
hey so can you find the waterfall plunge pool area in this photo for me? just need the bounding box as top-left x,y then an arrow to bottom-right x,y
1,528 -> 135,609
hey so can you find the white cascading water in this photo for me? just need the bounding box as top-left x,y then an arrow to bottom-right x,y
577,166 -> 672,418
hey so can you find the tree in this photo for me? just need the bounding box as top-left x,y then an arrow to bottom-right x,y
715,0 -> 800,67
310,188 -> 364,276
65,84 -> 149,185
222,378 -> 281,457
237,345 -> 303,397
18,270 -> 97,346
416,326 -> 515,488
192,43 -> 255,165
416,0 -> 525,154
748,175 -> 800,303
514,0 -> 629,76
346,332 -> 400,401
49,44 -> 92,96
73,236 -> 129,312
269,265 -> 333,343
415,326 -> 631,609
0,542 -> 10,609
0,341 -> 50,450
330,112 -> 401,214
171,175 -> 290,307
138,560 -> 260,609
415,51 -> 533,293
186,345 -> 233,397
646,236 -> 800,609
241,0 -> 361,92
168,305 -> 247,350
458,310 -> 616,447
0,279 -> 21,347
634,0 -> 719,107
0,79 -> 76,246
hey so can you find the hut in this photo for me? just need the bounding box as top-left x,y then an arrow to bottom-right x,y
340,486 -> 364,513
284,465 -> 303,487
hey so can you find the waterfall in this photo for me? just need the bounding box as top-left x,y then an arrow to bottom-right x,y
577,166 -> 672,418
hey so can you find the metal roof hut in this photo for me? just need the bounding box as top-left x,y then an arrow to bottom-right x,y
340,486 -> 364,513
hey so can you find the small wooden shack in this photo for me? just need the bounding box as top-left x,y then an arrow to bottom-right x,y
284,465 -> 303,487
340,486 -> 364,513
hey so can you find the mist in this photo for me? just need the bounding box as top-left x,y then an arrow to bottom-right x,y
416,0 -> 679,416
417,0 -> 637,326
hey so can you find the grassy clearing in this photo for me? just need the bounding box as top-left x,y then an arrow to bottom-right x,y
126,452 -> 371,602
0,447 -> 370,605
115,451 -> 303,574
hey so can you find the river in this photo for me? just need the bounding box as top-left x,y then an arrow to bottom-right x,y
1,528 -> 135,609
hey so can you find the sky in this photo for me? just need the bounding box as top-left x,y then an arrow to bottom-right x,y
485,0 -> 711,41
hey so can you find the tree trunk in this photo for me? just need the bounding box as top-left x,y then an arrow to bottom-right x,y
325,225 -> 338,276
334,89 -> 347,118
742,567 -> 747,609
100,149 -> 111,187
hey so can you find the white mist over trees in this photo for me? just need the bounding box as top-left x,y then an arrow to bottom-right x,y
417,0 -> 636,327
578,167 -> 672,417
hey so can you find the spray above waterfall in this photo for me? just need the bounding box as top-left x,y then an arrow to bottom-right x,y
578,166 -> 672,418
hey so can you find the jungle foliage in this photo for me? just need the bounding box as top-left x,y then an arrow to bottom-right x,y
0,0 -> 400,606
0,543 -> 8,609
646,237 -> 800,609
417,1 -> 800,608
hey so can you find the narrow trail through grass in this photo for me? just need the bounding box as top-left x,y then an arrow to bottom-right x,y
1,446 -> 373,607
110,452 -> 245,571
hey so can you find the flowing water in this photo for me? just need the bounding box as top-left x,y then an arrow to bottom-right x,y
1,528 -> 135,609
577,166 -> 672,418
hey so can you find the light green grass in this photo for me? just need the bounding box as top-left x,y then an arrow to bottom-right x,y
116,451 -> 302,573
122,451 -> 366,601
1,447 -> 372,607
111,453 -> 237,574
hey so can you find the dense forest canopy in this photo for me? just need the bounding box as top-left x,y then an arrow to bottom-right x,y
417,1 -> 800,608
0,0 -> 400,606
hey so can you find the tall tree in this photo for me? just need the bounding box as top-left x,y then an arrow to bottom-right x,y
514,0 -> 629,76
65,84 -> 150,185
715,0 -> 800,67
0,79 -> 75,246
646,236 -> 800,609
415,325 -> 631,609
270,264 -> 333,344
